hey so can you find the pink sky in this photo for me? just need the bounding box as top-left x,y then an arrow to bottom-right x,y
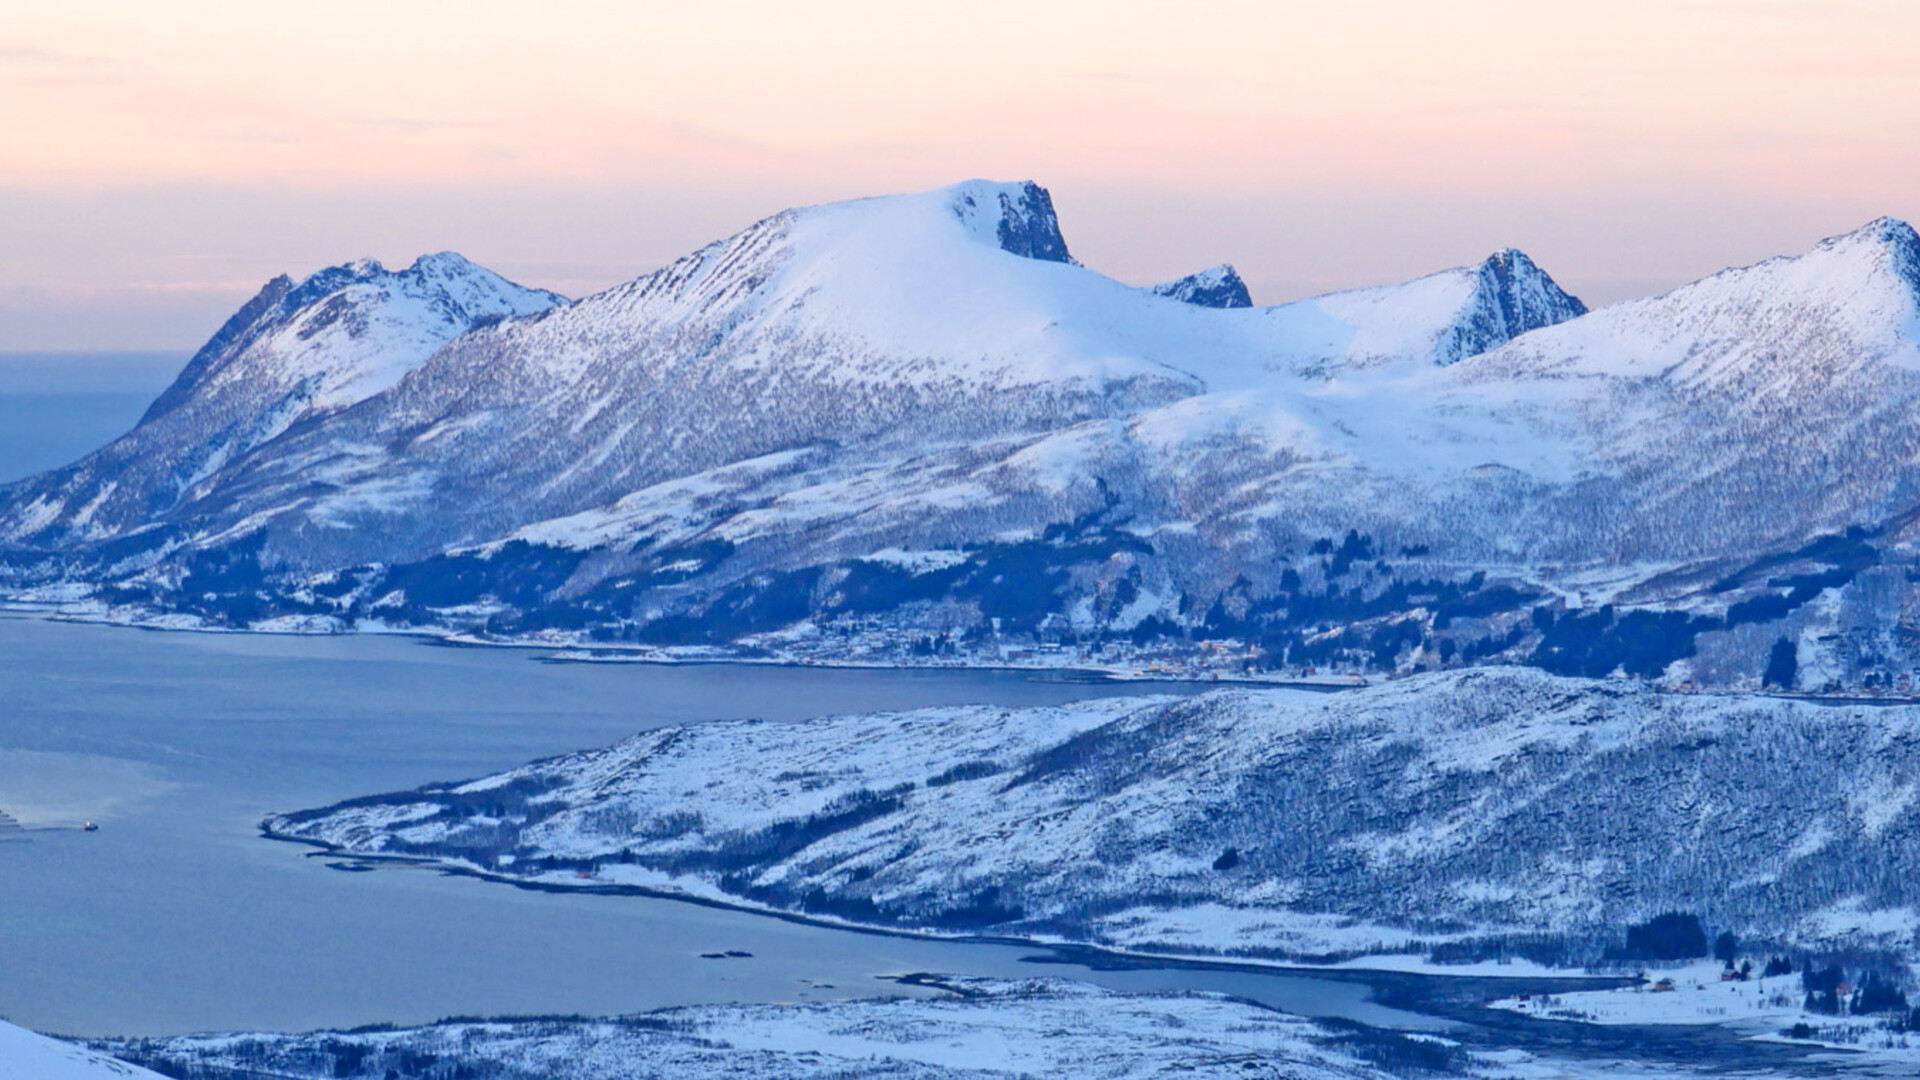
4,0 -> 1918,350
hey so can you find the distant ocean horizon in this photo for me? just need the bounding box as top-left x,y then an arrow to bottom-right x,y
0,351 -> 187,483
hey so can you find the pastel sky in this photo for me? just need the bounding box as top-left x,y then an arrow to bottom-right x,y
4,0 -> 1918,350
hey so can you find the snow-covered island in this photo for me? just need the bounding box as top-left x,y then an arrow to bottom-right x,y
260,667 -> 1920,1067
267,668 -> 1920,967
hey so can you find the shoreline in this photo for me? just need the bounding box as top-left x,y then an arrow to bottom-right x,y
243,825 -> 1851,1072
0,600 -> 1357,691
257,820 -> 1637,996
12,600 -> 1920,706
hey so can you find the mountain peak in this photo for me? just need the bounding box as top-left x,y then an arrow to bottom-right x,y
946,180 -> 1075,264
1438,247 -> 1588,364
126,250 -> 562,458
1480,247 -> 1535,278
406,250 -> 480,275
1150,264 -> 1252,308
1862,217 -> 1920,296
150,253 -> 565,421
1476,247 -> 1578,305
1834,215 -> 1917,247
3,249 -> 569,547
1800,217 -> 1920,291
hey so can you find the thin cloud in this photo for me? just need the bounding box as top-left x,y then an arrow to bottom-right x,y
121,281 -> 263,295
0,43 -> 114,68
347,115 -> 491,134
0,42 -> 124,85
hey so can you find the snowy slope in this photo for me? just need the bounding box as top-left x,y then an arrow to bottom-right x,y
105,976 -> 1497,1076
1444,218 -> 1920,565
271,668 -> 1920,967
1463,218 -> 1920,385
0,254 -> 563,547
1315,250 -> 1587,369
0,1021 -> 163,1080
105,979 -> 1417,1080
100,976 -> 1920,1079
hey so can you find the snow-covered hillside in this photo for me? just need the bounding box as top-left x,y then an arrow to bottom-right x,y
1310,249 -> 1588,369
269,668 -> 1920,969
6,182 -> 1920,690
1436,216 -> 1920,565
0,1020 -> 162,1080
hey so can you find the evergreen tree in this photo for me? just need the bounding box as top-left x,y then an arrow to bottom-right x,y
1763,637 -> 1798,690
1623,912 -> 1709,960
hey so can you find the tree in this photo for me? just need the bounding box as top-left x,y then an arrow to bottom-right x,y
1763,637 -> 1798,690
1803,963 -> 1846,1015
1623,912 -> 1709,960
1853,972 -> 1909,1015
1714,930 -> 1738,963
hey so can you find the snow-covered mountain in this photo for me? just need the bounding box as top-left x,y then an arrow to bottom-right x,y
6,181 -> 1920,689
59,179 -> 1570,568
270,668 -> 1920,971
0,254 -> 563,547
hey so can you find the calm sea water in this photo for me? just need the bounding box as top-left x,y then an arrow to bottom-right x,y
0,352 -> 183,482
0,617 -> 1438,1038
0,358 -> 1433,1039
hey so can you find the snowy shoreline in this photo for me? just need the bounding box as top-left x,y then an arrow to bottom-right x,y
259,818 -> 1632,1007
22,599 -> 1920,707
0,598 -> 1359,689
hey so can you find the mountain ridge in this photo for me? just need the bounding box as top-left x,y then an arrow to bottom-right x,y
1,252 -> 564,547
6,183 -> 1920,692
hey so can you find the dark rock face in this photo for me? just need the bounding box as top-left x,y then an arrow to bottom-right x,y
993,181 -> 1074,263
1434,249 -> 1588,364
1880,217 -> 1920,297
1151,265 -> 1253,308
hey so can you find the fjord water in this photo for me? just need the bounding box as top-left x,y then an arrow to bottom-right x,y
0,355 -> 1428,1037
0,616 -> 1428,1037
0,353 -> 183,482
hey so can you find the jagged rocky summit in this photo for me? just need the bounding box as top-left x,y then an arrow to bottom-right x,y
1151,264 -> 1253,308
3,182 -> 1920,691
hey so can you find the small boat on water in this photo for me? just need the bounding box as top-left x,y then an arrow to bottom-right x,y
82,821 -> 98,833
